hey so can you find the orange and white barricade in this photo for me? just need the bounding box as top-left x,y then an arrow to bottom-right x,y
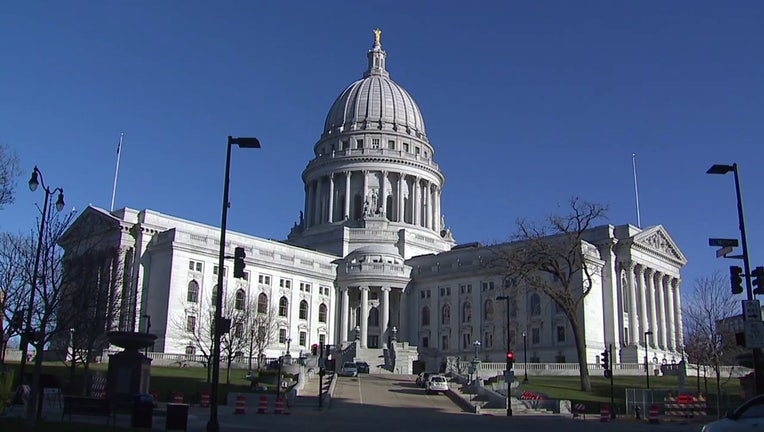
234,394 -> 246,414
648,404 -> 660,423
173,391 -> 184,403
274,397 -> 284,415
257,395 -> 269,414
600,405 -> 610,422
200,390 -> 210,407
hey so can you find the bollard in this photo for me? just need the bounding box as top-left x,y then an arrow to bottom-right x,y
234,394 -> 246,414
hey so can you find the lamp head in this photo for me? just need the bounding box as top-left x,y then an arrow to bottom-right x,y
228,136 -> 261,148
28,167 -> 39,191
55,190 -> 65,212
707,164 -> 734,175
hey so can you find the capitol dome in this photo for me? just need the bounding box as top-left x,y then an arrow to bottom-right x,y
322,32 -> 427,140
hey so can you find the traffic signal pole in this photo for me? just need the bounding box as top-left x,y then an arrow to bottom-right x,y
318,343 -> 324,409
609,343 -> 615,419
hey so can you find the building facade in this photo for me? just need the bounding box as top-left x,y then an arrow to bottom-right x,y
59,31 -> 687,371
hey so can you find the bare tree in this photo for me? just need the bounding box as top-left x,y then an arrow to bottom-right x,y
682,271 -> 739,413
244,302 -> 280,373
0,232 -> 33,364
490,197 -> 608,392
0,144 -> 21,210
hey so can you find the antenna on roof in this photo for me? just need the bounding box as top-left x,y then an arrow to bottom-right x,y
110,132 -> 124,212
632,152 -> 642,228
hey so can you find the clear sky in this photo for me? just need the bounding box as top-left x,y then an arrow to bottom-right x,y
2,1 -> 764,297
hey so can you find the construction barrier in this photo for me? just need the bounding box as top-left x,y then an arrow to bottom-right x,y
234,394 -> 246,414
200,390 -> 210,407
274,397 -> 284,415
173,391 -> 184,403
572,403 -> 586,419
520,390 -> 544,400
600,405 -> 610,422
257,395 -> 269,414
91,374 -> 107,399
648,404 -> 660,424
663,393 -> 708,421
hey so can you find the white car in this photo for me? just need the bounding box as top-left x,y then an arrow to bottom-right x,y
702,394 -> 764,432
425,375 -> 449,394
339,361 -> 358,377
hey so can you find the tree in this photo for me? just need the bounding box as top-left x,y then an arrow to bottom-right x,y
244,302 -> 280,372
0,232 -> 33,365
491,197 -> 608,392
0,144 -> 21,210
682,271 -> 739,414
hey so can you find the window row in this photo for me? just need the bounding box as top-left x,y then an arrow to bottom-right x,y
327,139 -> 429,158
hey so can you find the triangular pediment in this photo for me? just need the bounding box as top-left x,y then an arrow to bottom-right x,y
58,205 -> 123,247
632,225 -> 687,265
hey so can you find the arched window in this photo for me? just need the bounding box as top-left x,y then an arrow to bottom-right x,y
279,297 -> 289,317
234,322 -> 243,338
257,293 -> 268,314
484,300 -> 493,321
530,293 -> 541,316
421,306 -> 430,326
369,308 -> 379,327
462,302 -> 472,323
187,280 -> 199,303
211,285 -> 219,308
318,303 -> 327,323
235,289 -> 245,311
441,304 -> 450,325
299,300 -> 309,320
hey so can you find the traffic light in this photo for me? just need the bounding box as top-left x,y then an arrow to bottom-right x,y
753,267 -> 764,295
233,247 -> 246,279
506,351 -> 514,368
730,265 -> 744,294
601,349 -> 609,369
311,343 -> 318,356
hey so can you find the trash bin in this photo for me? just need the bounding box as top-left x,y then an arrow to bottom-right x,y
166,403 -> 189,431
132,393 -> 154,428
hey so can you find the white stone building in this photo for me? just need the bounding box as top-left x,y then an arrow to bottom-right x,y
59,31 -> 687,372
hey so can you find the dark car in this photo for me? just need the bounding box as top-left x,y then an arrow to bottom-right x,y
355,361 -> 370,373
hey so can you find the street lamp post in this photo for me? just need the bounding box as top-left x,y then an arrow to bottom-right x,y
644,330 -> 653,389
24,166 -> 64,422
522,331 -> 528,383
707,163 -> 764,395
207,136 -> 260,432
285,337 -> 292,360
496,295 -> 513,417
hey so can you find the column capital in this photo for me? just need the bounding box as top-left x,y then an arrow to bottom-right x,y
362,169 -> 370,175
340,286 -> 349,294
344,170 -> 351,176
671,277 -> 680,289
619,261 -> 635,271
635,264 -> 645,275
329,172 -> 334,179
381,287 -> 391,293
360,286 -> 369,292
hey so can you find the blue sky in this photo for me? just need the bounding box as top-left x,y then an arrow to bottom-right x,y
2,1 -> 764,295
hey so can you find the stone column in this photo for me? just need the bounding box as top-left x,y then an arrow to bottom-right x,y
360,287 -> 369,348
596,239 -> 621,349
636,265 -> 648,342
340,287 -> 349,343
398,174 -> 405,222
303,184 -> 310,227
327,173 -> 334,223
381,171 -> 388,218
305,181 -> 314,228
665,274 -> 676,351
672,278 -> 684,350
423,181 -> 430,229
646,268 -> 658,347
314,177 -> 323,226
435,188 -> 441,231
413,178 -> 420,226
344,171 -> 351,220
362,170 -> 369,211
399,291 -> 407,342
624,263 -> 639,345
381,287 -> 390,345
655,272 -> 666,349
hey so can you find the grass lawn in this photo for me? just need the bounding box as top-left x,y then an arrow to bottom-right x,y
514,373 -> 744,415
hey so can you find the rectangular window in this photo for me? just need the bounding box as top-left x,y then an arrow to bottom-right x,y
420,291 -> 425,299
372,138 -> 380,149
258,274 -> 271,285
462,333 -> 471,349
341,140 -> 348,150
532,328 -> 540,345
447,287 -> 451,296
415,146 -> 421,154
189,260 -> 203,272
186,315 -> 196,332
442,335 -> 449,350
557,326 -> 566,343
319,334 -> 326,346
440,288 -> 444,296
280,278 -> 291,289
241,271 -> 249,281
279,328 -> 287,344
388,140 -> 395,149
299,331 -> 307,346
320,286 -> 330,296
356,139 -> 363,149
422,336 -> 429,348
403,143 -> 409,152
213,266 -> 227,276
300,282 -> 311,292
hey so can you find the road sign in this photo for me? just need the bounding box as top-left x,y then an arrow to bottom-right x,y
504,370 -> 515,384
743,300 -> 762,321
744,321 -> 764,349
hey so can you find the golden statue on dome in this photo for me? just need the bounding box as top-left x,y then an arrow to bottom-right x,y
373,28 -> 381,45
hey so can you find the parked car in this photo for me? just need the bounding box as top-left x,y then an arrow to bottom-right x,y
339,361 -> 358,377
355,361 -> 370,374
425,375 -> 449,394
702,394 -> 764,432
416,372 -> 434,387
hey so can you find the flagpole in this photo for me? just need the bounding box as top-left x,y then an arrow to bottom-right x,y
632,152 -> 641,228
110,132 -> 124,212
